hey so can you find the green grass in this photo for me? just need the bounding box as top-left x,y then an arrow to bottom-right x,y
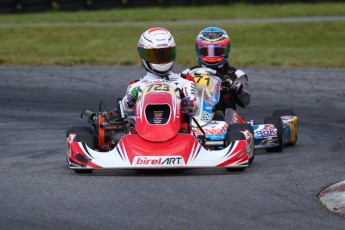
1,2 -> 344,23
0,2 -> 344,67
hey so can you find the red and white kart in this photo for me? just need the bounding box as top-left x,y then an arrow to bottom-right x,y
66,80 -> 249,174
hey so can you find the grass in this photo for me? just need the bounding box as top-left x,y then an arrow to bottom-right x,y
1,2 -> 345,23
0,2 -> 344,67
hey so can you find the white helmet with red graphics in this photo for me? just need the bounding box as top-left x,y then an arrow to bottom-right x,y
138,27 -> 176,75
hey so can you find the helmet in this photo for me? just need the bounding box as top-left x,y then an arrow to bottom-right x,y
138,27 -> 176,75
195,27 -> 231,68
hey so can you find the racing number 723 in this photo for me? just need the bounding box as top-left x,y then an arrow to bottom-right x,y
146,83 -> 170,92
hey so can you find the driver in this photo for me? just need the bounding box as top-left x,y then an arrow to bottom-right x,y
183,27 -> 250,116
122,27 -> 200,127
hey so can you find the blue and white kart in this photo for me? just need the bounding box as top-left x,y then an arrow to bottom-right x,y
190,71 -> 255,165
189,68 -> 298,157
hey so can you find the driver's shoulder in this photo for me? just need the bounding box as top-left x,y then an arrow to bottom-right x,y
224,65 -> 247,78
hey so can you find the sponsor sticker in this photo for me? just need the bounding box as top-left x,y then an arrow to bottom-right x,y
133,156 -> 185,167
255,128 -> 277,137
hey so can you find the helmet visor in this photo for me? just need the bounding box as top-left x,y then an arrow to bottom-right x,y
201,31 -> 223,41
199,45 -> 227,58
138,46 -> 176,64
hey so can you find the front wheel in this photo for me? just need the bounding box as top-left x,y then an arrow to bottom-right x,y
226,167 -> 246,172
72,133 -> 96,174
73,133 -> 97,150
227,123 -> 255,164
74,169 -> 93,174
224,131 -> 246,172
224,131 -> 246,146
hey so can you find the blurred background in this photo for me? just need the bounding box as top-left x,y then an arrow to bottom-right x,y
1,0 -> 344,14
0,1 -> 344,67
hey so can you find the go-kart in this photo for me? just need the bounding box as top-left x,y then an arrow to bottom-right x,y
189,70 -> 255,164
188,67 -> 298,155
66,79 -> 249,174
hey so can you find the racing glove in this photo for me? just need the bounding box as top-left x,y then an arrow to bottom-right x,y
189,67 -> 212,76
221,79 -> 243,94
126,86 -> 139,107
189,67 -> 226,82
180,97 -> 195,114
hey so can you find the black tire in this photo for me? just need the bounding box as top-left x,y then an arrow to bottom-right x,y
272,109 -> 296,117
74,169 -> 93,174
224,131 -> 246,172
227,123 -> 255,163
213,110 -> 225,121
225,131 -> 246,146
226,167 -> 246,172
264,116 -> 284,152
66,125 -> 93,137
73,133 -> 96,150
228,123 -> 253,134
72,133 -> 95,174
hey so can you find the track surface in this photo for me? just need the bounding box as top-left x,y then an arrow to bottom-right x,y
0,66 -> 344,229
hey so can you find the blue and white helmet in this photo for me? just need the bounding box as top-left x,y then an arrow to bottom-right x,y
195,27 -> 231,68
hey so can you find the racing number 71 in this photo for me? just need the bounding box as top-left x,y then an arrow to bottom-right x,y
194,74 -> 210,87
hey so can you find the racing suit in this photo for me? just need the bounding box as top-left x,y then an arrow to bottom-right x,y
184,63 -> 250,114
122,71 -> 200,116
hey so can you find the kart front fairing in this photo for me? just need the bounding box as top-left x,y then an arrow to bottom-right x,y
67,133 -> 248,169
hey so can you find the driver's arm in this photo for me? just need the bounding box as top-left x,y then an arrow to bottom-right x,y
180,77 -> 200,115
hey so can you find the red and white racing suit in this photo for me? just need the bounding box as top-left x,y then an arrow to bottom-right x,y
122,71 -> 200,115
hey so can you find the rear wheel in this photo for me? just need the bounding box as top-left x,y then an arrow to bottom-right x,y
227,123 -> 255,164
264,116 -> 284,152
272,109 -> 298,146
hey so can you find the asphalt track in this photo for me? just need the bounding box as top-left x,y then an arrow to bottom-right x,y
0,66 -> 344,229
